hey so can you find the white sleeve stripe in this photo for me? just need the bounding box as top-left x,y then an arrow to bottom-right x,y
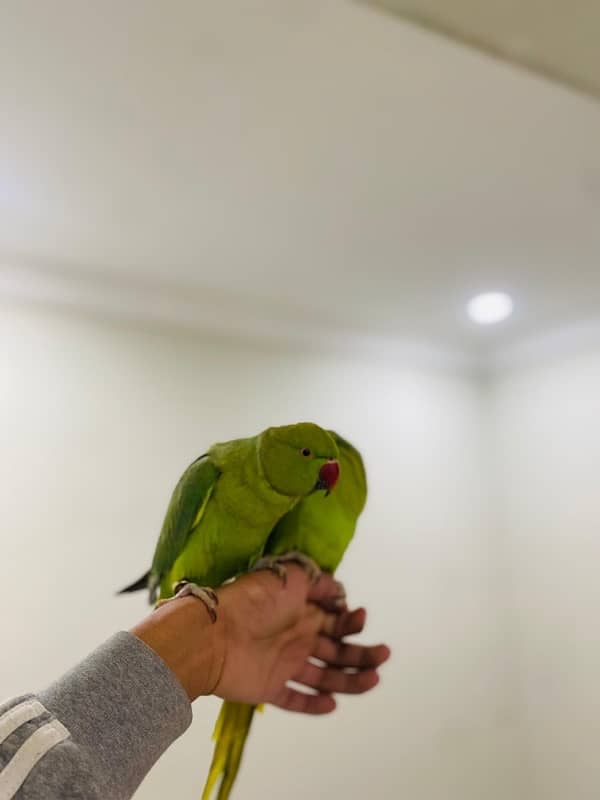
0,720 -> 70,799
0,700 -> 47,746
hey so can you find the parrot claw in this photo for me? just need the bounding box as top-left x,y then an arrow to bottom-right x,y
154,581 -> 219,623
252,551 -> 322,585
251,557 -> 289,585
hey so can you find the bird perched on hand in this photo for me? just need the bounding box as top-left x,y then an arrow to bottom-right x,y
119,423 -> 366,800
119,421 -> 341,615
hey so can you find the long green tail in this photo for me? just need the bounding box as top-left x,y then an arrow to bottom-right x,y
201,701 -> 259,800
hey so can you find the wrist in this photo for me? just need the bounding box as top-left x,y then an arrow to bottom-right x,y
131,596 -> 226,702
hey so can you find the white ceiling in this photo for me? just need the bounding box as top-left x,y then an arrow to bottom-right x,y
369,0 -> 600,99
1,0 -> 599,361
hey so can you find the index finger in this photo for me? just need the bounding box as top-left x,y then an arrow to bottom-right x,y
307,572 -> 347,610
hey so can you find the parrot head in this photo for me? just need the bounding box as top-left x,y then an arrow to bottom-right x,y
258,422 -> 340,498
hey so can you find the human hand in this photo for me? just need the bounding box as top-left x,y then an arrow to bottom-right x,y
211,567 -> 391,714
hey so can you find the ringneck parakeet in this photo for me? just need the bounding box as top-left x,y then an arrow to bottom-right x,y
119,422 -> 340,607
202,431 -> 367,800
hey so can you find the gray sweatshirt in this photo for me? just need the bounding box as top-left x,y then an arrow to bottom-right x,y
0,632 -> 192,799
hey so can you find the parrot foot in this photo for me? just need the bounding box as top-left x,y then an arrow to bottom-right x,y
252,551 -> 322,585
251,557 -> 288,584
154,581 -> 219,623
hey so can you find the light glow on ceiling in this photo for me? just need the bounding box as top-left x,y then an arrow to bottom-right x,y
467,292 -> 514,325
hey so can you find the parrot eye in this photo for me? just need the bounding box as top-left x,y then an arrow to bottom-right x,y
301,448 -> 312,458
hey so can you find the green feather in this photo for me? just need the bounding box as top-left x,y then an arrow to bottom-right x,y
148,455 -> 219,602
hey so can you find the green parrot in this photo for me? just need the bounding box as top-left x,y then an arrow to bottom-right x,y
202,431 -> 368,800
119,422 -> 341,611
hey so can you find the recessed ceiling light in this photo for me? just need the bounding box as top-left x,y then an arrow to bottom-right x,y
467,292 -> 514,325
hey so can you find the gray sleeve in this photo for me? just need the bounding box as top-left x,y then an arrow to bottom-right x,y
0,631 -> 193,799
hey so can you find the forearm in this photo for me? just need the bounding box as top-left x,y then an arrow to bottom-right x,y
131,595 -> 224,702
1,624 -> 195,799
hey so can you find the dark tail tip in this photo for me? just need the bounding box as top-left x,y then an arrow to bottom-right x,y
117,571 -> 150,595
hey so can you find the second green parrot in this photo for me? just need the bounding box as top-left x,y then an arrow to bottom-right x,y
202,431 -> 368,800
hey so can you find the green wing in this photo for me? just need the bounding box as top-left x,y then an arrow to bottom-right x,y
149,454 -> 220,601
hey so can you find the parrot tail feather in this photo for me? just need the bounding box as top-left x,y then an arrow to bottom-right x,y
116,571 -> 150,594
201,701 -> 260,800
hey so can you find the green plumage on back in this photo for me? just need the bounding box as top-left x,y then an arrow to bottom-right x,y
203,431 -> 368,800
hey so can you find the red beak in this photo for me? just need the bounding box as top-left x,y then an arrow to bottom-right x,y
318,459 -> 340,492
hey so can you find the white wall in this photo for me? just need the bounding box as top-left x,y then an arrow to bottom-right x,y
492,350 -> 600,800
0,303 -> 516,800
